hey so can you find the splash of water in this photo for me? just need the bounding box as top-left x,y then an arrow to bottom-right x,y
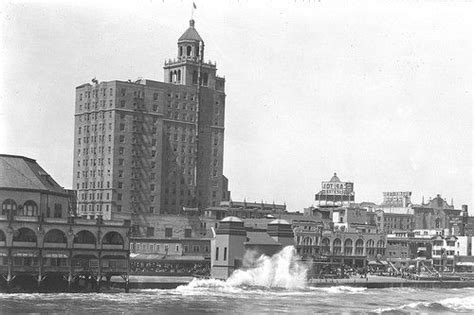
178,246 -> 308,292
227,246 -> 307,289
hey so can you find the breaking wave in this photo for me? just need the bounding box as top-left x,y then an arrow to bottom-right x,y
177,246 -> 308,292
376,295 -> 474,313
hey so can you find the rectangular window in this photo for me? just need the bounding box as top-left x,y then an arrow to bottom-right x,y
215,247 -> 219,261
224,247 -> 227,261
184,229 -> 192,238
146,227 -> 154,237
54,204 -> 62,218
165,228 -> 172,238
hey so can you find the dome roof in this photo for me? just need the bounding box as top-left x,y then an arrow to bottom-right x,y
221,216 -> 243,223
330,172 -> 341,182
269,219 -> 290,225
178,20 -> 203,42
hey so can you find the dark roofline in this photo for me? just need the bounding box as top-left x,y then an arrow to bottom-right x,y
0,154 -> 36,163
0,186 -> 70,198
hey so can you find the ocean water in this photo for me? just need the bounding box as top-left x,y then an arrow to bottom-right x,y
1,247 -> 473,314
1,286 -> 473,314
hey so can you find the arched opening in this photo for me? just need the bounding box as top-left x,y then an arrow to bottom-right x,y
344,239 -> 353,255
44,229 -> 67,243
169,72 -> 173,83
303,236 -> 313,246
366,239 -> 375,256
192,71 -> 198,84
22,200 -> 38,216
102,231 -> 124,245
321,237 -> 330,255
13,228 -> 37,243
177,70 -> 181,82
355,239 -> 364,255
435,218 -> 441,228
203,73 -> 209,86
179,46 -> 183,56
2,199 -> 17,216
333,238 -> 341,254
0,230 -> 6,242
376,240 -> 385,255
74,230 -> 96,244
186,45 -> 192,56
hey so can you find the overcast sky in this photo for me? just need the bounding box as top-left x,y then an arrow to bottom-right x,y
0,0 -> 472,212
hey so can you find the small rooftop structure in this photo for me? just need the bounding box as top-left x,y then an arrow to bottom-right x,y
221,216 -> 243,223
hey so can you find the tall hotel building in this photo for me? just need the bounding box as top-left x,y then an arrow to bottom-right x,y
73,20 -> 229,220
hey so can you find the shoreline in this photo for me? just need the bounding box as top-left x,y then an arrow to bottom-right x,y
109,275 -> 474,290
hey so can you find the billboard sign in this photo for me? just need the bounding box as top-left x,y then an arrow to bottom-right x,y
382,191 -> 412,207
320,181 -> 354,195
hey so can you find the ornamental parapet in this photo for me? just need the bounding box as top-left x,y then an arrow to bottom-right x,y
164,56 -> 216,67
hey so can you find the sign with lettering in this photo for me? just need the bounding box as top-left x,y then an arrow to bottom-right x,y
321,181 -> 354,195
382,191 -> 412,206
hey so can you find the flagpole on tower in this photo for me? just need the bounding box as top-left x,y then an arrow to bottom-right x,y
191,2 -> 197,20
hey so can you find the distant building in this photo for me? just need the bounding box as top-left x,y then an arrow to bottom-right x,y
202,200 -> 287,221
378,211 -> 415,233
314,173 -> 355,207
386,230 -> 433,269
72,19 -> 229,220
332,206 -> 378,234
412,194 -> 465,234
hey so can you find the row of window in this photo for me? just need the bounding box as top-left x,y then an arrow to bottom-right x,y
2,199 -> 62,218
79,99 -> 114,111
79,87 -> 113,101
79,203 -> 110,213
77,111 -> 113,123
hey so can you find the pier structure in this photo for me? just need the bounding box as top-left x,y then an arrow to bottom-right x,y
0,154 -> 130,292
0,215 -> 130,292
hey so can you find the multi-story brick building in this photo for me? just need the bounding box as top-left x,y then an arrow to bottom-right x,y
72,19 -> 229,220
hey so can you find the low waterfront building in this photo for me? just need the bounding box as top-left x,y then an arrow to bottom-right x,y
386,230 -> 433,269
0,154 -> 130,291
210,217 -> 294,279
129,237 -> 210,276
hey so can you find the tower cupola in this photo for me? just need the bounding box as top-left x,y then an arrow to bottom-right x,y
177,19 -> 203,60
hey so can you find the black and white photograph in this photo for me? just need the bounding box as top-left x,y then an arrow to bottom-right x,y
0,0 -> 473,313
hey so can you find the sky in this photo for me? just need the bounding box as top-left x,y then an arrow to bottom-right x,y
0,0 -> 472,212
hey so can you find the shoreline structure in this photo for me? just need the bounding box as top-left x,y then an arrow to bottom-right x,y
110,274 -> 474,290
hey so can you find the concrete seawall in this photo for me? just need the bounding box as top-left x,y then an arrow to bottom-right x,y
110,275 -> 474,290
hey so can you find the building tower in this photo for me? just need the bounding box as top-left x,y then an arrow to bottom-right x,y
267,219 -> 295,247
72,19 -> 229,223
211,216 -> 247,279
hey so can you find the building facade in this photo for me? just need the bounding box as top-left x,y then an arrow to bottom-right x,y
73,19 -> 228,220
0,154 -> 129,290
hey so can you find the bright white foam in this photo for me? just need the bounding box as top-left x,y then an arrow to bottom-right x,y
227,246 -> 307,289
177,246 -> 308,292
